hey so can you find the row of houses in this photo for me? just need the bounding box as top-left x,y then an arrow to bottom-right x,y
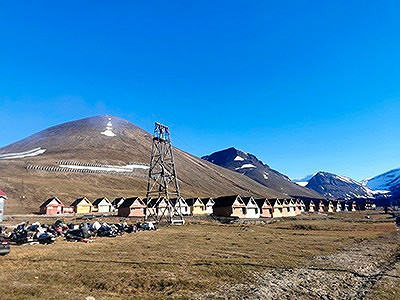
39,195 -> 358,218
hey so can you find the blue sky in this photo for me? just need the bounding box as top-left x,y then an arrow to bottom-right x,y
0,1 -> 399,181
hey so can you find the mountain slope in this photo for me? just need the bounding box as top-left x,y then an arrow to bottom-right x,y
0,116 -> 284,213
362,168 -> 400,197
201,147 -> 322,199
305,171 -> 385,199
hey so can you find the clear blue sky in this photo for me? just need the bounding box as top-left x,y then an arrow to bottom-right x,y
1,1 -> 399,181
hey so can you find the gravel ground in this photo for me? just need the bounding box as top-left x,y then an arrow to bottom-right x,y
200,232 -> 400,300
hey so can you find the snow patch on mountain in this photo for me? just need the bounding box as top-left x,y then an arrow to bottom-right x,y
235,164 -> 256,170
234,155 -> 245,161
101,118 -> 116,137
0,147 -> 47,160
292,173 -> 315,187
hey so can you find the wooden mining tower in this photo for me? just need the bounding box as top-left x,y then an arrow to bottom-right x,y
145,122 -> 184,224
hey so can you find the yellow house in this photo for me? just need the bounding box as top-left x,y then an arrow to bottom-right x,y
70,197 -> 93,214
269,199 -> 283,218
185,197 -> 207,215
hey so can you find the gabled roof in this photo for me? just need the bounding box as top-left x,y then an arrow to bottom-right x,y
302,199 -> 315,206
170,197 -> 188,206
268,199 -> 281,206
241,197 -> 255,205
112,197 -> 125,206
93,197 -> 112,206
213,195 -> 244,208
119,197 -> 144,208
40,197 -> 64,208
0,189 -> 7,199
254,198 -> 271,209
201,198 -> 214,205
279,199 -> 289,206
146,197 -> 168,207
70,197 -> 92,207
322,199 -> 332,206
185,198 -> 204,206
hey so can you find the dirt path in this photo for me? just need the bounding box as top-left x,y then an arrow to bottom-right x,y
200,233 -> 400,300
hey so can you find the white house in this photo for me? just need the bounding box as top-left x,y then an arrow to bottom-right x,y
112,197 -> 125,211
242,196 -> 260,218
170,197 -> 190,216
93,197 -> 113,213
202,198 -> 215,214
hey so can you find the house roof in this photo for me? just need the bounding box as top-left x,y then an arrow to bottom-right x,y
93,197 -> 112,206
185,198 -> 203,206
119,197 -> 144,208
170,197 -> 187,206
279,199 -> 289,206
145,197 -> 167,207
241,197 -> 255,205
268,199 -> 281,206
201,198 -> 214,205
40,197 -> 63,208
112,197 -> 125,205
70,197 -> 92,207
254,198 -> 271,209
302,199 -> 315,206
213,195 -> 244,208
0,189 -> 7,198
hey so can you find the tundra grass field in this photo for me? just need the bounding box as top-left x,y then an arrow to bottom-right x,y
0,211 -> 399,300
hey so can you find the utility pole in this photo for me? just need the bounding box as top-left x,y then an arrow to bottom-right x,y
145,122 -> 184,224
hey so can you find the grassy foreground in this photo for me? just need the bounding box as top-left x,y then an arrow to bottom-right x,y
0,212 -> 398,299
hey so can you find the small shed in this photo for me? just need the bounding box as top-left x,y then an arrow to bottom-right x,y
170,197 -> 190,216
323,200 -> 335,213
333,200 -> 342,212
294,199 -> 302,216
287,199 -> 297,217
350,200 -> 357,211
185,198 -> 207,215
254,198 -> 272,218
242,197 -> 260,218
93,197 -> 113,213
70,197 -> 93,214
112,197 -> 125,211
343,201 -> 349,212
299,199 -> 306,213
202,198 -> 215,214
145,197 -> 170,218
213,195 -> 247,218
280,199 -> 290,217
303,199 -> 316,212
0,189 -> 7,222
39,197 -> 64,215
269,199 -> 283,218
118,197 -> 146,217
314,200 -> 325,213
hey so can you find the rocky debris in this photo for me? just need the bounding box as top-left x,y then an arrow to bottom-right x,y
200,233 -> 400,300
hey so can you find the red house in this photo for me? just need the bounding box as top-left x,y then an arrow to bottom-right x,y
118,197 -> 146,217
254,198 -> 273,218
39,197 -> 65,215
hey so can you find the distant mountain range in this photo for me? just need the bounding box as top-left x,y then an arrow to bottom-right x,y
202,147 -> 322,199
293,171 -> 396,200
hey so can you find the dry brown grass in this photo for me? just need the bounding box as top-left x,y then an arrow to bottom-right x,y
0,213 -> 397,299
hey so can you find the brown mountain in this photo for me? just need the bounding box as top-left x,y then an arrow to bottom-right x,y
0,115 -> 284,214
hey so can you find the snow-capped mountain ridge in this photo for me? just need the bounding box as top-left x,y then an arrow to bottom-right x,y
362,168 -> 400,197
305,171 -> 389,200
